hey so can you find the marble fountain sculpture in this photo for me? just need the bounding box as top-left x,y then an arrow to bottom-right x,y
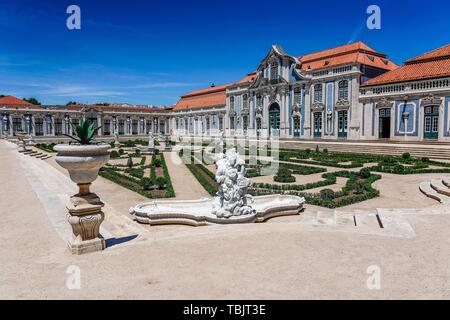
130,148 -> 305,226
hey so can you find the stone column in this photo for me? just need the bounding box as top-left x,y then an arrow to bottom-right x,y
9,114 -> 13,136
97,114 -> 103,136
304,86 -> 312,138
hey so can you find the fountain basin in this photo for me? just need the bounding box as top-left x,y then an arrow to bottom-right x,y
129,195 -> 305,226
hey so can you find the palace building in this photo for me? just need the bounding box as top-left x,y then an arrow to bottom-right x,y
1,42 -> 450,143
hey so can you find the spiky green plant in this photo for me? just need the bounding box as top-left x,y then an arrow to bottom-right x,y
64,119 -> 101,145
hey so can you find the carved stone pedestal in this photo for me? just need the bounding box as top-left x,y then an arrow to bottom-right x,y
66,189 -> 105,255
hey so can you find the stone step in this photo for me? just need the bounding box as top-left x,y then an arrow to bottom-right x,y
315,211 -> 336,225
353,210 -> 382,229
376,209 -> 416,238
430,179 -> 450,197
419,181 -> 448,204
35,154 -> 47,159
443,178 -> 450,189
31,153 -> 44,158
41,155 -> 52,160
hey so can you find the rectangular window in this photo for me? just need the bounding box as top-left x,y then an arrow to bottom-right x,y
104,119 -> 111,135
55,119 -> 63,136
132,120 -> 138,135
139,118 -> 145,133
35,118 -> 44,136
118,120 -> 125,135
13,117 -> 22,133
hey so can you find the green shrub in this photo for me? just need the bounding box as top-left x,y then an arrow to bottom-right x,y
129,168 -> 144,179
153,149 -> 159,155
110,150 -> 119,159
315,145 -> 320,153
305,148 -> 311,154
402,152 -> 411,160
274,167 -> 296,183
323,149 -> 329,154
118,148 -> 124,155
153,159 -> 162,167
359,167 -> 371,179
320,189 -> 335,201
140,177 -> 153,190
155,177 -> 166,189
421,157 -> 430,162
353,181 -> 365,194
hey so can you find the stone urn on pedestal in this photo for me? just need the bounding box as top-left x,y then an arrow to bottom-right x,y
55,120 -> 110,255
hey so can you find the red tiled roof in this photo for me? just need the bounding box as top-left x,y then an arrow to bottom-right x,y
173,85 -> 227,111
299,41 -> 397,72
231,72 -> 257,86
51,104 -> 166,113
362,44 -> 450,87
0,96 -> 43,110
406,44 -> 450,63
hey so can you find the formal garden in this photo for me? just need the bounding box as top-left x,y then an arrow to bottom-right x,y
100,146 -> 174,199
176,143 -> 450,209
31,138 -> 450,209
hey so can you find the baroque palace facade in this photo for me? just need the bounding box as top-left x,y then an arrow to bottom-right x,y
1,42 -> 450,142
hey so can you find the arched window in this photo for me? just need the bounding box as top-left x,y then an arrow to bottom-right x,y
338,80 -> 349,100
256,95 -> 262,107
270,61 -> 279,80
314,84 -> 323,103
230,96 -> 235,109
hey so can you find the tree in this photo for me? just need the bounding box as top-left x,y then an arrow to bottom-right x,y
66,101 -> 78,106
23,97 -> 41,105
0,95 -> 5,98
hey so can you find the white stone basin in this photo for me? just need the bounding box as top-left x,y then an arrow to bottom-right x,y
129,195 -> 305,226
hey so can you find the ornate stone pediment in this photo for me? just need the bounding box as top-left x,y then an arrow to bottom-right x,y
376,97 -> 393,109
335,99 -> 350,110
421,94 -> 442,107
311,102 -> 325,112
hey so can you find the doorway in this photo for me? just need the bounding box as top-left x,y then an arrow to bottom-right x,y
313,113 -> 322,138
378,108 -> 391,139
424,106 -> 439,140
337,110 -> 348,139
269,103 -> 280,135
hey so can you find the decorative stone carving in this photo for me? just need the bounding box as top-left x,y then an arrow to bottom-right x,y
148,131 -> 155,151
335,99 -> 350,110
212,149 -> 254,218
376,97 -> 393,109
114,128 -> 121,148
54,144 -> 110,255
292,103 -> 301,117
164,135 -> 172,151
256,105 -> 263,117
311,102 -> 325,112
129,148 -> 306,225
421,94 -> 442,107
268,85 -> 278,102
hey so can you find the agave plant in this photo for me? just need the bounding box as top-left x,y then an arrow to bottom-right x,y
64,119 -> 101,145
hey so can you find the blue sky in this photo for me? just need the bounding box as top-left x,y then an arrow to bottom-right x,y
0,0 -> 449,106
